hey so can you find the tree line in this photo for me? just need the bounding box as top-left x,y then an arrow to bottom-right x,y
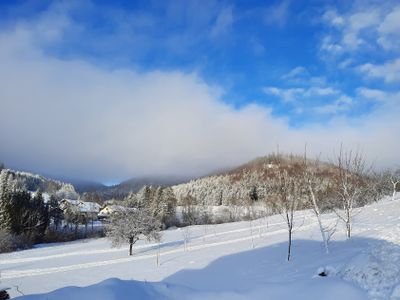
0,168 -> 80,252
105,149 -> 400,259
1,151 -> 399,258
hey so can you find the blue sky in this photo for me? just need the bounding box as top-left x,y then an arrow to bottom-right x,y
0,0 -> 393,125
0,0 -> 399,181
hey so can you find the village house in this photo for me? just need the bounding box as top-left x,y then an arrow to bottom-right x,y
98,205 -> 125,219
59,199 -> 101,221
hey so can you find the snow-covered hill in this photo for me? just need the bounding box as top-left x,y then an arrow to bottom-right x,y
1,195 -> 399,299
172,155 -> 338,206
0,169 -> 78,199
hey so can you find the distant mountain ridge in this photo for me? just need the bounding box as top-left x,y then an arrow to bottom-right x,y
93,176 -> 192,200
59,179 -> 107,193
0,165 -> 193,201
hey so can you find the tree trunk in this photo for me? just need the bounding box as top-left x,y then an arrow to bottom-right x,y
156,243 -> 160,267
309,185 -> 329,253
250,220 -> 254,249
346,203 -> 352,239
129,237 -> 133,256
346,220 -> 351,238
287,228 -> 292,261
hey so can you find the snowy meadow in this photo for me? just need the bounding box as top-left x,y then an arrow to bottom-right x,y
1,195 -> 400,299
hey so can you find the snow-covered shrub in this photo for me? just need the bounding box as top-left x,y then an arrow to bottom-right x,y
0,230 -> 32,253
0,230 -> 15,253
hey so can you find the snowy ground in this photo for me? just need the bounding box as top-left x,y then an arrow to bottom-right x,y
1,195 -> 400,299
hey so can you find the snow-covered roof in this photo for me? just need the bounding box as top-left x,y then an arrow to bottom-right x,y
61,199 -> 80,205
98,205 -> 126,216
60,199 -> 101,213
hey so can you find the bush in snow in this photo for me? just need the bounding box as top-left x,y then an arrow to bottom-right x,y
0,229 -> 32,253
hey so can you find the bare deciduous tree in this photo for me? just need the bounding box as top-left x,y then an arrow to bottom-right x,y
182,226 -> 191,252
155,235 -> 162,267
389,169 -> 400,201
332,147 -> 371,239
302,153 -> 336,254
271,155 -> 304,261
106,209 -> 161,256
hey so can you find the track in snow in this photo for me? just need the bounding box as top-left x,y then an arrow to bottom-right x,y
1,216 -> 323,279
0,219 -> 294,266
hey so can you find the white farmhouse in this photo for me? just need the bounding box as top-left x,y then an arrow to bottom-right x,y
59,199 -> 101,220
98,205 -> 125,219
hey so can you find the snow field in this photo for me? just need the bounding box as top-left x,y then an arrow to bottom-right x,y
0,195 -> 399,299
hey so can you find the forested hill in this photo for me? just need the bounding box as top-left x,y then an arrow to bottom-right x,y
172,154 -> 341,206
91,155 -> 341,203
0,168 -> 79,199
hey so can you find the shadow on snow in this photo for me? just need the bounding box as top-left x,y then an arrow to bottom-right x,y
14,237 -> 400,299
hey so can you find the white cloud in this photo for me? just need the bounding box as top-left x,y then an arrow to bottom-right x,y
327,10 -> 380,51
359,58 -> 400,83
322,9 -> 381,52
281,66 -> 327,86
348,11 -> 380,31
0,4 -> 399,182
356,87 -> 388,102
322,10 -> 345,27
265,66 -> 352,117
379,6 -> 400,34
250,38 -> 265,56
338,58 -> 353,69
320,35 -> 343,55
263,87 -> 305,103
320,4 -> 400,55
378,6 -> 400,49
281,66 -> 308,80
313,95 -> 353,114
304,87 -> 339,97
264,0 -> 290,28
210,6 -> 234,37
264,85 -> 342,108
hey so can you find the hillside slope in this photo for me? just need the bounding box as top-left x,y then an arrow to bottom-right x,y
0,169 -> 78,198
172,155 -> 337,206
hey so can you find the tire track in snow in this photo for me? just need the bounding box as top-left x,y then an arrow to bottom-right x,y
1,221 -> 318,280
0,219 -> 295,265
